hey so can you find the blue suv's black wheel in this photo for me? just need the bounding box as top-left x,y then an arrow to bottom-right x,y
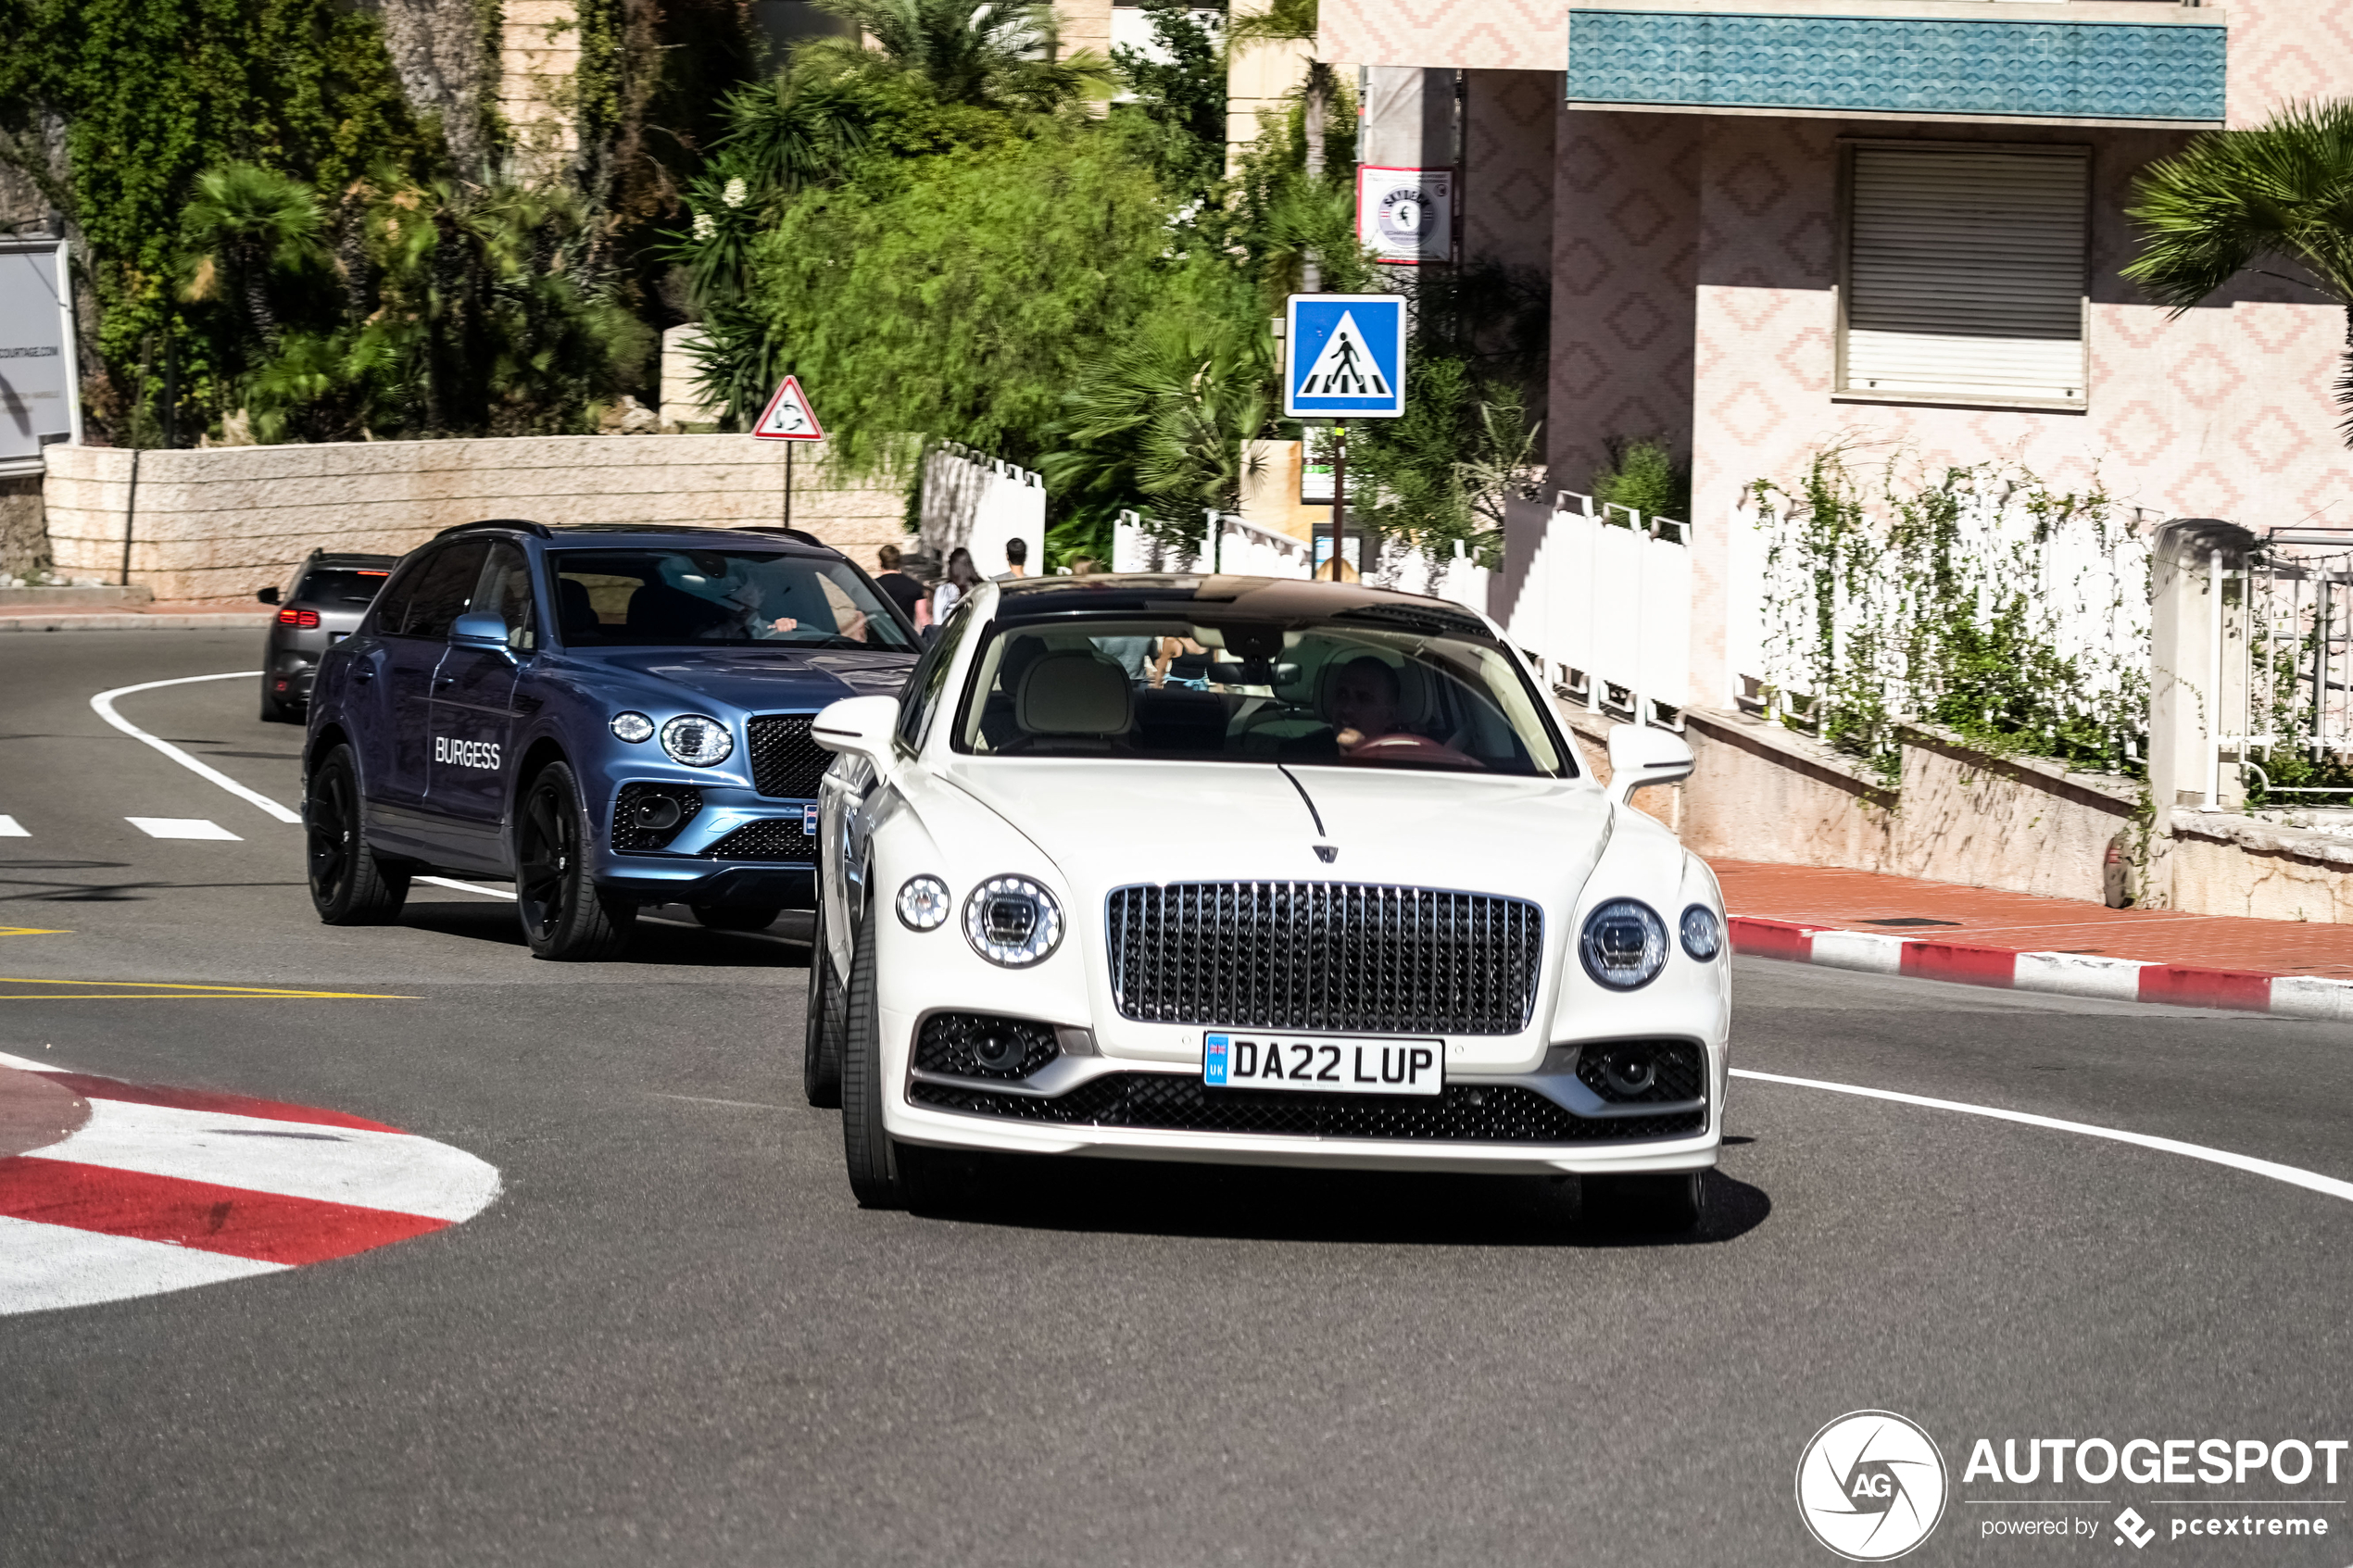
306,745 -> 409,924
516,762 -> 635,961
803,897 -> 844,1108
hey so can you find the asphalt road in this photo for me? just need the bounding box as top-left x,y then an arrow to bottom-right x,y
2,633 -> 2349,1566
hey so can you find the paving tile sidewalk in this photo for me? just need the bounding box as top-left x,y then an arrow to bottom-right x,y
1708,859 -> 2353,1017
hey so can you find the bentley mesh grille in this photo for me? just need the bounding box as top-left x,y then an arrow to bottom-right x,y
748,714 -> 829,799
910,1073 -> 1704,1143
610,783 -> 702,852
914,1013 -> 1061,1080
1575,1039 -> 1705,1104
1106,882 -> 1542,1035
704,818 -> 817,861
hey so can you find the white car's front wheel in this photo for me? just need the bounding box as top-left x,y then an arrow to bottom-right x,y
840,912 -> 916,1208
1587,1170 -> 1706,1234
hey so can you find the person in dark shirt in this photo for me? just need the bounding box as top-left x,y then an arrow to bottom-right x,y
872,544 -> 925,627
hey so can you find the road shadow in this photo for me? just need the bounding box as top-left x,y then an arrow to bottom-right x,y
396,898 -> 812,968
904,1154 -> 1770,1248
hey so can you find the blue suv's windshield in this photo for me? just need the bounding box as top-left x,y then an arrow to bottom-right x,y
550,548 -> 915,650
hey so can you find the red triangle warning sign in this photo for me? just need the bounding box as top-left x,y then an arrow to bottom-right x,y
751,375 -> 825,441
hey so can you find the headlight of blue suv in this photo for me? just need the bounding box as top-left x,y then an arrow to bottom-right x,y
1680,904 -> 1722,961
610,710 -> 654,743
661,714 -> 734,767
963,875 -> 1063,967
1580,899 -> 1668,990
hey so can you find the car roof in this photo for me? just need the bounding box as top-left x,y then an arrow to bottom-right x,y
499,523 -> 838,558
988,573 -> 1493,634
303,553 -> 398,570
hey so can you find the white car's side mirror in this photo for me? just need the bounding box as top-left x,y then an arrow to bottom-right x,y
812,696 -> 901,768
1606,725 -> 1694,807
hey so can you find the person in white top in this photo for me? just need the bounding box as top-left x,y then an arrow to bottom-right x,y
930,546 -> 980,625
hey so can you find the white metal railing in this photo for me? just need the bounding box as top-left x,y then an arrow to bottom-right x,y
1497,491 -> 1692,729
920,443 -> 1045,577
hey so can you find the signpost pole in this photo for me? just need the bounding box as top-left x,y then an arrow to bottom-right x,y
784,440 -> 793,531
1331,426 -> 1348,583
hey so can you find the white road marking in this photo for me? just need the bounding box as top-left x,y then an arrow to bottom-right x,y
90,672 -> 302,825
417,876 -> 516,900
0,1214 -> 286,1316
125,817 -> 241,841
27,1098 -> 503,1223
0,815 -> 26,837
1731,1067 -> 2353,1206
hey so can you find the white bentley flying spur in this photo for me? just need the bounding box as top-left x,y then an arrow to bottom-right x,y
803,574 -> 1729,1227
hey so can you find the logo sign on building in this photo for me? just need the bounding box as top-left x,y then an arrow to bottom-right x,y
0,239 -> 81,471
751,374 -> 824,440
1283,295 -> 1406,420
1355,167 -> 1453,265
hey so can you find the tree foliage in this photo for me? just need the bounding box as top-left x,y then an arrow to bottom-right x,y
2124,100 -> 2353,443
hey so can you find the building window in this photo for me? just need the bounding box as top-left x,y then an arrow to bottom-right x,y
1839,142 -> 2089,408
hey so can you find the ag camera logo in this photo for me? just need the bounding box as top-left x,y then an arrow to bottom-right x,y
1796,1411 -> 1949,1561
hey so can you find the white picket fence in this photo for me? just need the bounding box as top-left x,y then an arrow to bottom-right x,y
919,443 -> 1046,578
1110,510 -> 1492,618
1493,493 -> 1693,728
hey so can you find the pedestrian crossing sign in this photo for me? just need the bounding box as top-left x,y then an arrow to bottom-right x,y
752,375 -> 825,440
1283,294 -> 1406,419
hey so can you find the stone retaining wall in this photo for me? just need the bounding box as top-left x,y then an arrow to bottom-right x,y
42,436 -> 909,603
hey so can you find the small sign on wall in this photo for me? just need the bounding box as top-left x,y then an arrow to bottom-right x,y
1356,167 -> 1453,266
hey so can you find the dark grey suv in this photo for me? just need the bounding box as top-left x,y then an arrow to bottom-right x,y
258,551 -> 397,721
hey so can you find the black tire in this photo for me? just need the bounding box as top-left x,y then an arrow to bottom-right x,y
692,904 -> 781,932
306,745 -> 409,924
515,761 -> 636,961
803,897 -> 845,1108
840,909 -> 909,1208
1588,1171 -> 1707,1234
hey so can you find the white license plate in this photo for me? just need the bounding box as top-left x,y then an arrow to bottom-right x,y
1202,1033 -> 1442,1097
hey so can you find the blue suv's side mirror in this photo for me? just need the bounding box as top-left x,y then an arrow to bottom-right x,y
450,610 -> 511,650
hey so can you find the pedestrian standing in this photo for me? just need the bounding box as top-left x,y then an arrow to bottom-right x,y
873,544 -> 927,628
931,546 -> 981,627
993,538 -> 1029,583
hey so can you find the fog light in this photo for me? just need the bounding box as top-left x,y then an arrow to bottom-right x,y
634,797 -> 683,831
971,1028 -> 1026,1073
1601,1045 -> 1657,1098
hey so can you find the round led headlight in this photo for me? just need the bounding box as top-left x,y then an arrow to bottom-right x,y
1680,904 -> 1722,961
1580,898 -> 1668,991
898,875 -> 951,931
661,713 -> 734,767
610,710 -> 654,743
963,875 -> 1063,968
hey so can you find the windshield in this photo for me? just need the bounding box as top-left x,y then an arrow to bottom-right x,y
550,548 -> 914,650
952,615 -> 1572,776
296,567 -> 390,605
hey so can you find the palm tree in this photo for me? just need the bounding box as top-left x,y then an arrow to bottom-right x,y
180,164 -> 329,348
2124,101 -> 2353,442
807,0 -> 1107,109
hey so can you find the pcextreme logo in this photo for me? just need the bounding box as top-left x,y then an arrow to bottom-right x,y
1796,1411 -> 1950,1561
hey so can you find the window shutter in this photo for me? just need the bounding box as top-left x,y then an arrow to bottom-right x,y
1843,145 -> 2087,405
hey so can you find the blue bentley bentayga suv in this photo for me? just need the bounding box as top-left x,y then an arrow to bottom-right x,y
301,520 -> 918,960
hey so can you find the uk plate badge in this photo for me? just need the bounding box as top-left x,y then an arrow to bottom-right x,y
802,803 -> 819,834
1203,1033 -> 1231,1086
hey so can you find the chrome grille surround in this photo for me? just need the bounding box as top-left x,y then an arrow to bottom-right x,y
1106,881 -> 1543,1036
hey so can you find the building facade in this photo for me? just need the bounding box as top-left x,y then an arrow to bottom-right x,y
1328,0 -> 2353,711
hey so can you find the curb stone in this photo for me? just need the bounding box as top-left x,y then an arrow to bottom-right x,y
0,613 -> 271,632
1729,916 -> 2353,1021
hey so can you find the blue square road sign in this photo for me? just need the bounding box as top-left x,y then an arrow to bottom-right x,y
1284,294 -> 1406,419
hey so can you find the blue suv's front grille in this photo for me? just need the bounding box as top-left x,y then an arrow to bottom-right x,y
747,714 -> 828,799
704,818 -> 818,862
